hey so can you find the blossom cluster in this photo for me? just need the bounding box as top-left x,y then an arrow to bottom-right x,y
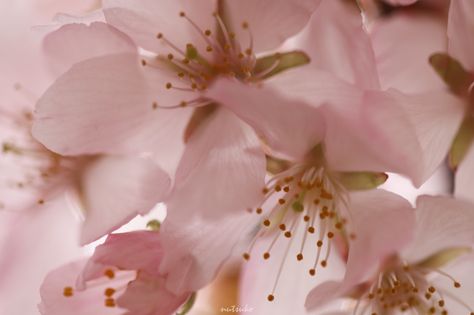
1,0 -> 474,314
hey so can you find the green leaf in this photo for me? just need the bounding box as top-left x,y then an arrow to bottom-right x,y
176,292 -> 197,315
254,51 -> 310,79
429,53 -> 473,95
416,247 -> 472,270
337,172 -> 388,191
449,116 -> 474,170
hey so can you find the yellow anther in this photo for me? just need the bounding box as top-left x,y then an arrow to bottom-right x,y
105,298 -> 116,307
104,288 -> 116,297
63,286 -> 74,297
104,269 -> 115,279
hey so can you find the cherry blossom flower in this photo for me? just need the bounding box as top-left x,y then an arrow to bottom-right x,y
155,2 -> 418,306
306,195 -> 474,315
39,231 -> 190,315
238,186 -> 416,314
160,1 -> 422,305
207,0 -> 441,188
1,99 -> 171,244
32,0 -> 327,220
1,16 -> 172,244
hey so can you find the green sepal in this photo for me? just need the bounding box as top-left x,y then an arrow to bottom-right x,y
176,292 -> 197,315
337,172 -> 388,191
254,51 -> 310,80
265,155 -> 292,174
416,247 -> 472,270
429,53 -> 473,95
449,116 -> 474,170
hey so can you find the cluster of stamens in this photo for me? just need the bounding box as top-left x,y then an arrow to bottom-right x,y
353,258 -> 474,315
243,164 -> 351,302
141,11 -> 282,110
62,269 -> 120,308
0,108 -> 69,209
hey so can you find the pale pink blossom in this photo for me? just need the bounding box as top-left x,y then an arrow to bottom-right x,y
33,0 -> 326,220
306,195 -> 474,314
159,1 -> 419,305
238,188 -> 415,314
1,101 -> 171,245
40,231 -> 190,315
1,15 -> 172,244
207,0 -> 435,186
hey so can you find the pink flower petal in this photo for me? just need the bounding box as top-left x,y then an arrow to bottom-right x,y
344,190 -> 415,285
33,53 -> 193,164
402,195 -> 474,264
159,210 -> 256,294
448,0 -> 474,71
455,145 -> 474,202
167,108 -> 266,219
103,0 -> 215,55
44,22 -> 136,75
78,156 -> 170,245
304,281 -> 344,311
117,272 -> 189,315
294,0 -> 380,89
223,0 -> 322,54
87,231 -> 163,275
321,90 -> 421,183
370,12 -> 447,93
388,90 -> 465,186
206,76 -> 326,160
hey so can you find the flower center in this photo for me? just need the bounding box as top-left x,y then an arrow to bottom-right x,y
353,258 -> 474,315
140,10 -> 308,111
0,109 -> 68,208
243,163 -> 352,302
